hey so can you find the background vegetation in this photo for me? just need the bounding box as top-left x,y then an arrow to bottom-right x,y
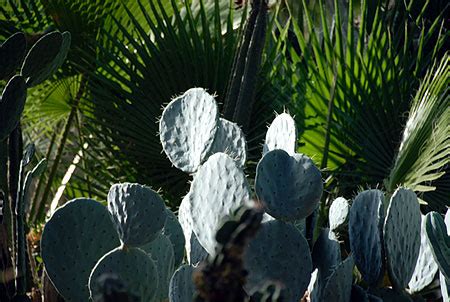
0,0 -> 448,298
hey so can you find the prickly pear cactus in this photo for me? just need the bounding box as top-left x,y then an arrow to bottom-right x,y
208,118 -> 247,167
88,247 -> 158,302
255,149 -> 322,221
263,112 -> 297,155
425,211 -> 450,280
329,197 -> 350,234
349,189 -> 385,286
41,198 -> 120,301
383,188 -> 421,290
244,220 -> 312,302
141,233 -> 175,302
107,183 -> 167,247
163,209 -> 186,267
0,75 -> 27,141
188,152 -> 251,254
21,31 -> 71,87
159,88 -> 218,173
0,32 -> 26,80
408,215 -> 438,293
311,228 -> 341,301
169,265 -> 195,302
321,256 -> 354,302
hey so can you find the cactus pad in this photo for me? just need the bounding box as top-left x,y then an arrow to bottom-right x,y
188,153 -> 251,254
244,220 -> 312,302
208,118 -> 247,167
169,265 -> 195,302
440,272 -> 449,302
89,247 -> 158,302
329,197 -> 350,233
263,112 -> 297,155
107,183 -> 167,247
311,229 -> 341,301
21,31 -> 71,87
383,188 -> 421,290
0,75 -> 27,141
163,209 -> 185,267
349,189 -> 385,286
322,256 -> 354,302
408,215 -> 438,293
41,198 -> 120,301
425,211 -> 450,280
141,233 -> 175,301
0,32 -> 26,80
255,149 -> 322,221
159,88 -> 218,173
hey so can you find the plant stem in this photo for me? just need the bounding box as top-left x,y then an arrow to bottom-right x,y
36,75 -> 87,220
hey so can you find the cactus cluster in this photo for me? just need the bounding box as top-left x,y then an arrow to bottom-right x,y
41,86 -> 448,301
0,30 -> 70,301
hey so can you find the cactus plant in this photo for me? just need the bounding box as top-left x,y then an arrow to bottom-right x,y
244,220 -> 312,302
0,32 -> 27,80
0,76 -> 27,141
187,152 -> 251,255
329,197 -> 350,236
107,183 -> 167,247
408,215 -> 439,293
349,189 -> 385,286
20,31 -> 71,87
41,199 -> 120,301
263,112 -> 297,156
255,149 -> 322,221
169,265 -> 196,302
88,247 -> 158,302
425,211 -> 450,280
159,88 -> 218,173
383,188 -> 421,290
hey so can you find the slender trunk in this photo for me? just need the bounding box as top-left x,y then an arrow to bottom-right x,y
36,75 -> 87,221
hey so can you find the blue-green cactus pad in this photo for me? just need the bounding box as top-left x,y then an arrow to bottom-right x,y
41,198 -> 120,302
188,153 -> 251,254
0,75 -> 27,141
108,183 -> 167,247
89,247 -> 158,302
425,211 -> 450,280
21,31 -> 71,87
169,265 -> 195,302
349,189 -> 384,286
408,215 -> 438,293
351,285 -> 369,302
141,233 -> 175,301
445,209 -> 450,235
440,272 -> 449,302
263,113 -> 297,155
244,220 -> 312,302
178,193 -> 195,263
384,188 -> 421,290
163,209 -> 185,267
311,229 -> 341,301
255,149 -> 322,221
159,88 -> 218,173
208,118 -> 247,167
329,197 -> 350,233
0,32 -> 26,79
322,256 -> 354,302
